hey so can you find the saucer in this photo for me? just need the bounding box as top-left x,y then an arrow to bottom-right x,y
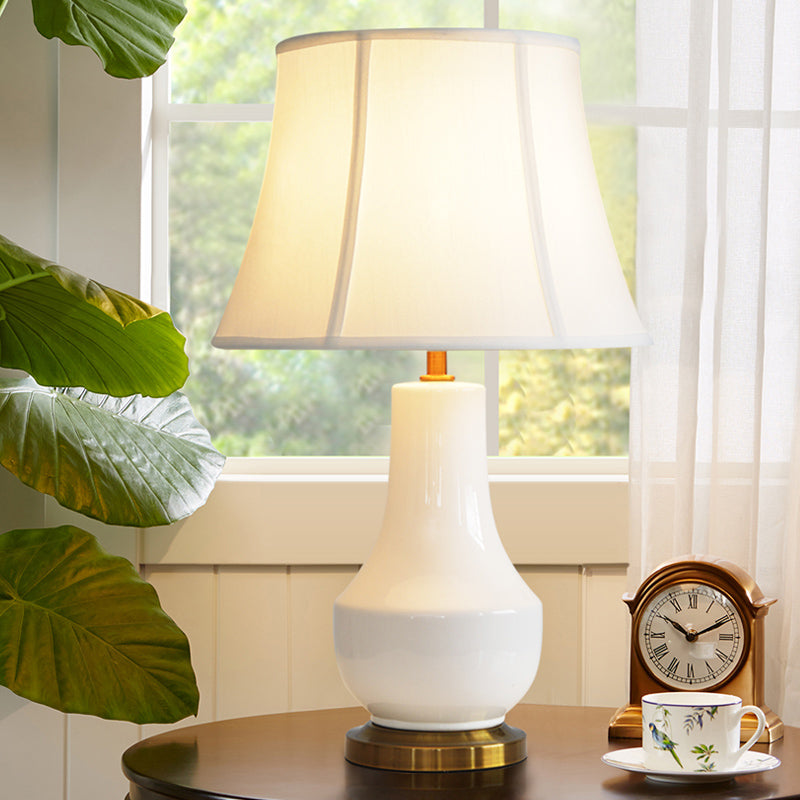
601,747 -> 780,784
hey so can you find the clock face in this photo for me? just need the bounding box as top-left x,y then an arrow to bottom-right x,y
637,581 -> 746,690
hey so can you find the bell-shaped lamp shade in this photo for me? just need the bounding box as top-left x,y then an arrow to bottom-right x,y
213,28 -> 648,351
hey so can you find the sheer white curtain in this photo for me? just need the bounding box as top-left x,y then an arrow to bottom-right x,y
630,0 -> 800,724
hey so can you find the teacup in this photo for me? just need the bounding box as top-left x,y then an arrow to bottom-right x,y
642,692 -> 766,773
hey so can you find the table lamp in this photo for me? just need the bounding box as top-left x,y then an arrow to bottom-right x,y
213,28 -> 648,772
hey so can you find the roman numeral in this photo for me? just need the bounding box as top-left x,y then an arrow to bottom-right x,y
670,597 -> 682,613
653,643 -> 669,659
715,648 -> 728,661
688,593 -> 698,609
686,662 -> 695,679
667,657 -> 680,674
719,633 -> 734,641
649,631 -> 666,639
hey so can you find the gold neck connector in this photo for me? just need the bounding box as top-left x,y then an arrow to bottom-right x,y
420,351 -> 455,382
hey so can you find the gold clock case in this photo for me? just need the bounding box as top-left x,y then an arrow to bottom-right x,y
609,555 -> 784,743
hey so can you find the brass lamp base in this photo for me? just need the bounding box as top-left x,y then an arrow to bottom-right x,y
344,721 -> 527,772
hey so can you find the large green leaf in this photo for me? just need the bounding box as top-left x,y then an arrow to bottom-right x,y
31,0 -> 187,79
0,234 -> 188,397
0,526 -> 198,723
0,376 -> 224,526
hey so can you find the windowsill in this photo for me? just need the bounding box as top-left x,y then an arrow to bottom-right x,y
143,456 -> 630,566
221,455 -> 630,479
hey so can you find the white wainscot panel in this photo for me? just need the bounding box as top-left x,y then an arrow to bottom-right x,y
520,567 -> 582,706
289,567 -> 360,713
0,690 -> 64,799
582,566 -> 630,708
142,567 -> 217,737
217,566 -> 291,719
68,715 -> 138,800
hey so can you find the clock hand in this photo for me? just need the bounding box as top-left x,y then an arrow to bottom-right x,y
694,617 -> 731,637
657,614 -> 694,640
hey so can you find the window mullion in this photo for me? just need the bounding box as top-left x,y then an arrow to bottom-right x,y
484,0 -> 499,29
485,351 -> 500,455
151,63 -> 171,309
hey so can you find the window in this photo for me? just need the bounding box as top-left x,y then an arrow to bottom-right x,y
155,0 -> 637,460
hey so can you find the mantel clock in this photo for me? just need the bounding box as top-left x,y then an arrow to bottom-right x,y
609,555 -> 783,743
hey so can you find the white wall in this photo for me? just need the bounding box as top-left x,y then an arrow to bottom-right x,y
0,7 -> 632,796
0,3 -> 61,796
0,5 -> 146,796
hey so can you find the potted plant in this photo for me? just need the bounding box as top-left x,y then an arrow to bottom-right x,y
0,0 -> 225,724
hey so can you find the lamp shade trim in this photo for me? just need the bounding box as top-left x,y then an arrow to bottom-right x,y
212,333 -> 652,350
514,41 -> 564,340
277,28 -> 580,56
327,38 -> 370,340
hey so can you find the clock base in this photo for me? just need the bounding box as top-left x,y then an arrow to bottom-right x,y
608,702 -> 784,743
607,703 -> 644,739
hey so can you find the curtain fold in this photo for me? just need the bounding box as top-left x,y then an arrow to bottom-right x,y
630,0 -> 800,723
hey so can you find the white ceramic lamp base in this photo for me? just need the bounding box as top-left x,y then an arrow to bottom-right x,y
334,381 -> 542,737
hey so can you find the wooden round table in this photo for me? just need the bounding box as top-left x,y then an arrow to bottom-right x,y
123,704 -> 799,800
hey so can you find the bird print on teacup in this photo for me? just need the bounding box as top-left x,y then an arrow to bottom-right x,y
648,709 -> 683,768
649,705 -> 720,772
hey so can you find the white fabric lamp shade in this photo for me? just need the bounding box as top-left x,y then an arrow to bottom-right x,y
213,28 -> 648,351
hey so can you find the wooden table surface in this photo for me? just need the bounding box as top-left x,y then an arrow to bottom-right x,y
123,704 -> 799,800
